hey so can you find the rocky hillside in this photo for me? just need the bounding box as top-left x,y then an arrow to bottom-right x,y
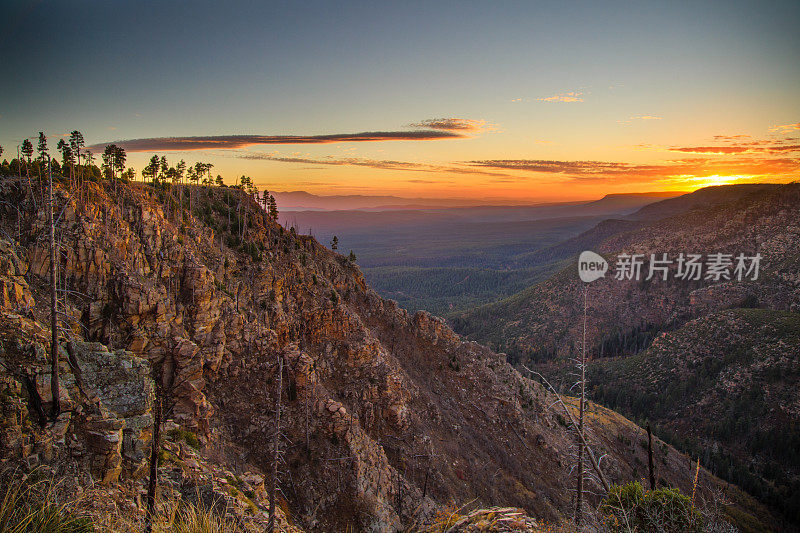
451,183 -> 800,364
450,183 -> 800,529
0,178 -> 775,531
627,184 -> 784,221
590,309 -> 800,526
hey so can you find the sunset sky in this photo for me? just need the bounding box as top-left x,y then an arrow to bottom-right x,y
1,0 -> 798,201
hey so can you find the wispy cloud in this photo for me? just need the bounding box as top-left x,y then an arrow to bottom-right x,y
713,134 -> 751,141
668,143 -> 800,154
536,91 -> 584,103
464,156 -> 800,184
668,146 -> 751,154
407,118 -> 490,132
769,122 -> 800,133
465,159 -> 663,176
617,114 -> 662,125
87,130 -> 465,152
407,178 -> 454,184
236,152 -> 508,177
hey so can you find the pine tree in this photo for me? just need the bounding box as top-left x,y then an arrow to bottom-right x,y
331,236 -> 338,250
268,194 -> 278,221
113,146 -> 127,179
69,131 -> 84,183
21,139 -> 35,206
143,155 -> 160,183
159,156 -> 168,182
21,138 -> 33,180
176,159 -> 186,183
37,132 -> 48,163
69,130 -> 84,195
57,139 -> 72,173
102,144 -> 116,180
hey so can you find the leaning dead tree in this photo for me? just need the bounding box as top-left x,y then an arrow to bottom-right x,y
268,353 -> 284,532
647,424 -> 656,490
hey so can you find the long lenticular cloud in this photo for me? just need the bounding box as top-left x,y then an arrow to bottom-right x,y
668,144 -> 800,155
87,130 -> 465,152
465,157 -> 800,182
407,118 -> 487,131
237,152 -> 509,177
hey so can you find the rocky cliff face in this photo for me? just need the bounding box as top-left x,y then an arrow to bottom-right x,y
0,179 -> 774,531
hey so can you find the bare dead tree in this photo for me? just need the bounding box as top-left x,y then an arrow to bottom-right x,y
48,156 -> 61,419
525,366 -> 610,494
268,353 -> 283,532
575,285 -> 588,523
145,378 -> 163,533
305,372 -> 311,452
647,424 -> 656,490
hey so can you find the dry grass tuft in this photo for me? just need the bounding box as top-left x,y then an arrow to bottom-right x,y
0,469 -> 93,533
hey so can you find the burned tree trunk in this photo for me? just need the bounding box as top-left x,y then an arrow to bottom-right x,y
22,372 -> 48,427
48,157 -> 61,420
145,380 -> 163,533
575,286 -> 587,524
647,424 -> 656,490
268,353 -> 283,532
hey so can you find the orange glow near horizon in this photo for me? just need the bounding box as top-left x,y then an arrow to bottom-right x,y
681,175 -> 755,189
114,117 -> 798,203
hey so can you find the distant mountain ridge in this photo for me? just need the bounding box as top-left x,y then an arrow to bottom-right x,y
628,183 -> 783,221
274,190 -> 681,212
273,190 -> 542,211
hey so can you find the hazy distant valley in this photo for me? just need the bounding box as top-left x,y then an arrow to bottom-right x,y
279,191 -> 681,315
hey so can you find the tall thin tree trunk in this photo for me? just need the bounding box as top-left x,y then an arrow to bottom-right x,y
575,285 -> 587,524
49,157 -> 61,419
305,382 -> 310,452
647,424 -> 656,490
146,381 -> 163,533
268,354 -> 283,532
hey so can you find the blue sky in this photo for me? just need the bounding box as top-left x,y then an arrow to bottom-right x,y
1,0 -> 798,200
